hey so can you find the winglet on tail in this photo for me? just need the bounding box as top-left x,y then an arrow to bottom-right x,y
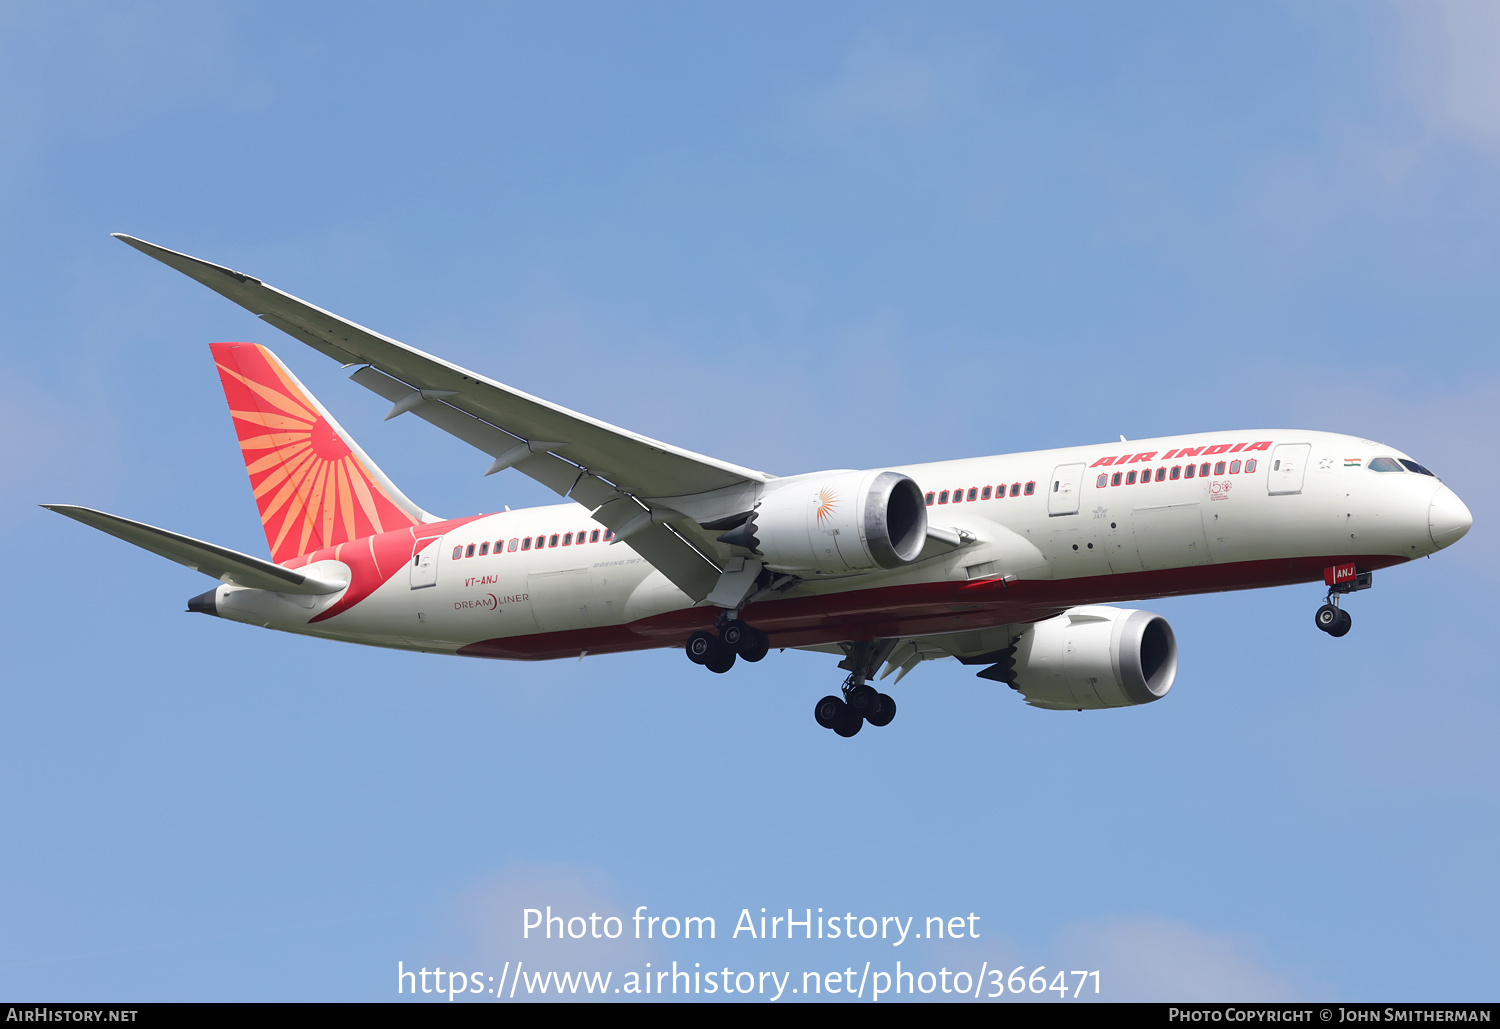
210,342 -> 432,564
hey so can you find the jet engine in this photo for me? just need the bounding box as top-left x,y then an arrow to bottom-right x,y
719,469 -> 928,577
982,606 -> 1178,710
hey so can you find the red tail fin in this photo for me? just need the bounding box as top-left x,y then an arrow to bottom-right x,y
210,342 -> 427,564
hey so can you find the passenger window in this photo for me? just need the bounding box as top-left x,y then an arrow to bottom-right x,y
938,491 -> 949,504
522,538 -> 531,551
590,529 -> 601,542
604,530 -> 614,541
981,486 -> 992,500
1245,459 -> 1257,473
549,534 -> 559,548
1229,460 -> 1240,474
1025,481 -> 1036,496
508,538 -> 518,552
1096,474 -> 1108,488
1170,466 -> 1181,480
1214,461 -> 1226,475
1185,464 -> 1195,479
1111,472 -> 1122,486
479,542 -> 489,556
1155,467 -> 1166,482
465,544 -> 476,558
1369,457 -> 1404,472
925,492 -> 935,506
952,487 -> 963,503
1200,463 -> 1211,477
1011,483 -> 1021,497
966,488 -> 977,502
563,533 -> 572,545
452,546 -> 462,559
413,555 -> 420,567
1126,471 -> 1137,485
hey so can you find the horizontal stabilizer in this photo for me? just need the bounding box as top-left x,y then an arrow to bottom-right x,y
41,505 -> 348,595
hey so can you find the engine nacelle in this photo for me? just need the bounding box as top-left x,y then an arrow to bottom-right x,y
989,606 -> 1178,710
732,469 -> 928,577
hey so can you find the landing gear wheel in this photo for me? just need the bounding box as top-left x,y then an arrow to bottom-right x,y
720,620 -> 749,651
833,711 -> 863,738
1314,604 -> 1339,634
866,693 -> 897,727
722,621 -> 770,662
814,695 -> 846,729
739,628 -> 770,663
1329,609 -> 1352,637
705,647 -> 736,674
846,683 -> 880,718
685,630 -> 718,665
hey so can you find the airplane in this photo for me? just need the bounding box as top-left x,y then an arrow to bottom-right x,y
44,235 -> 1474,738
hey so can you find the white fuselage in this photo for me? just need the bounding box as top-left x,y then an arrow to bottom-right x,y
206,429 -> 1468,659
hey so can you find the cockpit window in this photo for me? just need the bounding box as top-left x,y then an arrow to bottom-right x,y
1399,459 -> 1436,476
1368,457 -> 1404,472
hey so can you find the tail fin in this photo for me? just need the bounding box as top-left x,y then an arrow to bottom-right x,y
210,342 -> 431,564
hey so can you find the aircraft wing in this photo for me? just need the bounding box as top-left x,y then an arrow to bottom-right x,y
42,505 -> 348,595
114,234 -> 772,601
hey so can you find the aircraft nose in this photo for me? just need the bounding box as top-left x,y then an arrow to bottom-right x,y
1429,484 -> 1473,550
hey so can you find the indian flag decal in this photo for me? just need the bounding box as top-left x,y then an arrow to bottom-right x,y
1344,457 -> 1362,467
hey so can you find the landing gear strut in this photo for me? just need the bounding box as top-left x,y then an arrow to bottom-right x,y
1315,565 -> 1372,638
815,640 -> 899,737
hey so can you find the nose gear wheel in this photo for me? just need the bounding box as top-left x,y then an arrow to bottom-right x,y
1314,570 -> 1369,638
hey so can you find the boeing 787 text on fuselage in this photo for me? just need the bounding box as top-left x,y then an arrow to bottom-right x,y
46,235 -> 1473,737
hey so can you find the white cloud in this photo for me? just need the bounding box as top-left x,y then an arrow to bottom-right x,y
1397,0 -> 1500,151
433,863 -> 661,983
0,368 -> 118,527
812,33 -> 986,129
1057,916 -> 1308,1001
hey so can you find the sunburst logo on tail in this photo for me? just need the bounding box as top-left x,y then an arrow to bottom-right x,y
211,342 -> 421,564
815,486 -> 839,525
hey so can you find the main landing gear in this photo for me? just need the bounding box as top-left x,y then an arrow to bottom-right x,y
1315,566 -> 1373,638
814,640 -> 898,738
814,677 -> 897,738
684,623 -> 900,738
684,618 -> 770,674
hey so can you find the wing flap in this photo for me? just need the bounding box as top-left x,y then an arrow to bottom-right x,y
43,504 -> 347,595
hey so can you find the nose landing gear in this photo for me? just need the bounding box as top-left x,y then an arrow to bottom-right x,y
1315,563 -> 1372,638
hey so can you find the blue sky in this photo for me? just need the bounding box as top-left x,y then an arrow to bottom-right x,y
2,1 -> 1497,1002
